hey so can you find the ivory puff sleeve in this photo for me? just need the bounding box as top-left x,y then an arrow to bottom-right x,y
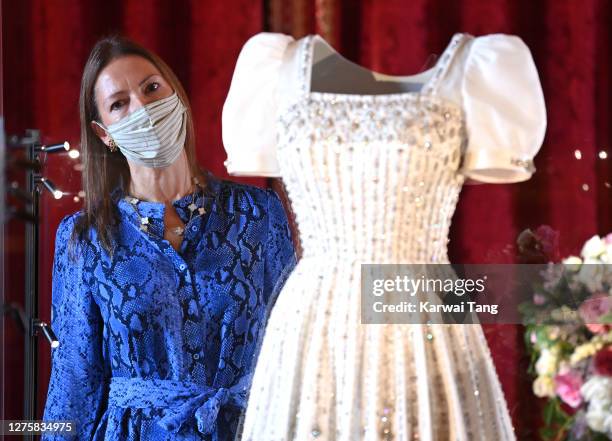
459,34 -> 547,183
222,33 -> 295,177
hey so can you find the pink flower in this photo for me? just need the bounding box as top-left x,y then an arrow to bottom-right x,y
554,369 -> 584,408
593,346 -> 612,377
533,293 -> 546,305
603,233 -> 612,245
579,293 -> 612,334
587,323 -> 611,334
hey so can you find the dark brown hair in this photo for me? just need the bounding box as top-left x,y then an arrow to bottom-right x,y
70,33 -> 206,260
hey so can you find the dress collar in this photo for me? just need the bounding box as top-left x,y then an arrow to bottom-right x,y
112,170 -> 219,224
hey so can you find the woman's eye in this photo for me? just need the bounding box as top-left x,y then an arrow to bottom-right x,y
110,101 -> 123,111
146,82 -> 160,93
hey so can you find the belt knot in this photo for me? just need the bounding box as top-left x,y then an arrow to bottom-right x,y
109,376 -> 249,438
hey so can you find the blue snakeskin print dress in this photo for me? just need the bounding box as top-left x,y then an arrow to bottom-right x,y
41,171 -> 297,441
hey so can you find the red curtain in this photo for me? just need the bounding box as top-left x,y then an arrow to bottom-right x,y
3,0 -> 264,427
4,1 -> 611,439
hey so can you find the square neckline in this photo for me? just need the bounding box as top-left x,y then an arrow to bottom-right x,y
304,32 -> 468,99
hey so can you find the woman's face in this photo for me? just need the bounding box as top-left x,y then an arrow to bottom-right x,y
91,54 -> 174,146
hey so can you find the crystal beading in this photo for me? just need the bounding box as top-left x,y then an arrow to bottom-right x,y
241,32 -> 517,441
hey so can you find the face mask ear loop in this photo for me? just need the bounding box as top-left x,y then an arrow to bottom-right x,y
93,120 -> 107,133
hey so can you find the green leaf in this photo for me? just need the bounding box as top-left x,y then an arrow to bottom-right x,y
543,399 -> 556,425
539,426 -> 556,440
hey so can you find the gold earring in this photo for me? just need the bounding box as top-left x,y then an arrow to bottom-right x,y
108,137 -> 118,152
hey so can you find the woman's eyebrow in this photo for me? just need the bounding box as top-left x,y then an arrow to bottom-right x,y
104,73 -> 158,104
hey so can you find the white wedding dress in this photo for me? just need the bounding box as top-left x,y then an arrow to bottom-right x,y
222,31 -> 546,441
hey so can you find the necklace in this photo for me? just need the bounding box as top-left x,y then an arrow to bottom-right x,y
124,175 -> 206,237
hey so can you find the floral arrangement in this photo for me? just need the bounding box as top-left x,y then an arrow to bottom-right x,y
521,230 -> 612,441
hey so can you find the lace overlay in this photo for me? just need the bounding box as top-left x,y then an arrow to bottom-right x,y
239,34 -> 517,441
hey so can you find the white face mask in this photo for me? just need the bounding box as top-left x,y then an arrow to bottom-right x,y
94,92 -> 187,168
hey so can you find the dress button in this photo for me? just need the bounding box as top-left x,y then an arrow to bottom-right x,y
193,353 -> 200,360
179,263 -> 186,271
191,225 -> 197,232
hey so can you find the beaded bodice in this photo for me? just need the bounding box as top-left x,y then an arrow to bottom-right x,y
276,34 -> 467,263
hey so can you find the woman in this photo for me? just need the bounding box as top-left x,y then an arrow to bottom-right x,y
41,34 -> 297,441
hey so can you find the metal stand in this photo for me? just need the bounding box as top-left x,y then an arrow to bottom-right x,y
4,129 -> 65,439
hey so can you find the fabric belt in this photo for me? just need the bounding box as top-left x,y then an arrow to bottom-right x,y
108,376 -> 249,438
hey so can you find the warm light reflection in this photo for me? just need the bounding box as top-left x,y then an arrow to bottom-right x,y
574,149 -> 582,159
68,149 -> 80,159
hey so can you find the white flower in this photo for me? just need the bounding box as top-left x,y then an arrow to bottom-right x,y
580,235 -> 606,259
581,376 -> 612,404
536,347 -> 560,376
576,258 -> 607,292
581,376 -> 612,436
581,235 -> 607,260
585,408 -> 608,435
562,256 -> 583,272
606,414 -> 612,437
602,243 -> 612,264
533,375 -> 555,398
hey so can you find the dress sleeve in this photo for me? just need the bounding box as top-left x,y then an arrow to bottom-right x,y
41,214 -> 107,440
459,34 -> 547,183
263,188 -> 297,310
222,32 -> 295,177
